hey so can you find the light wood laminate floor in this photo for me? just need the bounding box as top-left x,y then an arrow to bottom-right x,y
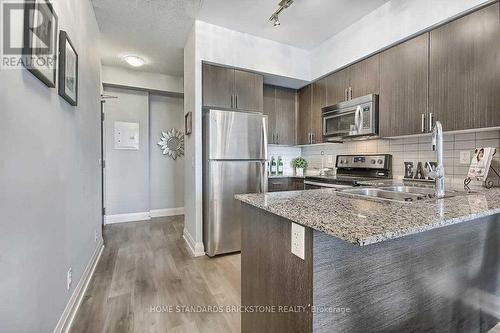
70,216 -> 241,333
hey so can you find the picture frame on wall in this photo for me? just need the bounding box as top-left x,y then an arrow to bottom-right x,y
185,112 -> 192,135
23,0 -> 58,88
58,30 -> 78,106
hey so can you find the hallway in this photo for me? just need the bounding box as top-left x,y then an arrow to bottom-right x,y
70,217 -> 241,333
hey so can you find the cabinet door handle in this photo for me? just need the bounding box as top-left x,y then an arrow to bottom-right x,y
344,88 -> 348,101
421,114 -> 426,133
428,113 -> 434,131
276,133 -> 279,144
349,87 -> 353,100
231,95 -> 234,108
235,95 -> 238,109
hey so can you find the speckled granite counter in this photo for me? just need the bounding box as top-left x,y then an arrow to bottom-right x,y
235,187 -> 500,246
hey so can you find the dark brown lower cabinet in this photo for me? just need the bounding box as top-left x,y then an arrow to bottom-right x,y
379,33 -> 429,137
429,2 -> 500,131
268,178 -> 304,192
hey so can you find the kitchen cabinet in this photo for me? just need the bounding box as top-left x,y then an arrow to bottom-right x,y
311,78 -> 327,144
297,81 -> 326,145
325,68 -> 349,106
263,85 -> 297,145
268,177 -> 304,192
325,55 -> 379,106
379,33 -> 429,137
202,63 -> 264,112
429,2 -> 500,131
298,85 -> 313,145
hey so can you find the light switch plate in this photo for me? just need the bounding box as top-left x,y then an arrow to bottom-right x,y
328,155 -> 334,164
460,151 -> 471,164
291,223 -> 305,260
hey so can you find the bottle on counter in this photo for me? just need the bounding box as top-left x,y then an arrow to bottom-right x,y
270,156 -> 277,175
277,156 -> 284,175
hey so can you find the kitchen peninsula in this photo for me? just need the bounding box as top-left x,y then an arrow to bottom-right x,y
236,188 -> 500,333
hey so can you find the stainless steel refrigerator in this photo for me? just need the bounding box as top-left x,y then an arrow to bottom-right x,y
203,109 -> 268,257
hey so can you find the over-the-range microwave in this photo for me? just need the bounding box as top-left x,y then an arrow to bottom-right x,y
322,94 -> 378,141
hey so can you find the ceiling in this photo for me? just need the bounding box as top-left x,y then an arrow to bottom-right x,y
92,0 -> 390,77
197,0 -> 391,50
91,0 -> 202,77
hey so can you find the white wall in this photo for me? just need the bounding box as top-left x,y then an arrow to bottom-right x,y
103,87 -> 150,216
102,65 -> 184,94
149,94 -> 185,211
0,0 -> 102,331
103,88 -> 185,221
310,0 -> 490,79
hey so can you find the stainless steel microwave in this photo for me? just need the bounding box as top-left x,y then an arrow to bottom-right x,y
322,94 -> 379,140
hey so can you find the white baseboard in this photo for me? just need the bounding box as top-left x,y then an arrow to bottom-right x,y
104,212 -> 151,225
54,239 -> 104,333
183,227 -> 205,257
150,207 -> 185,217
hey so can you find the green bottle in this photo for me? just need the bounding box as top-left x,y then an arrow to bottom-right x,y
277,156 -> 284,175
270,156 -> 277,175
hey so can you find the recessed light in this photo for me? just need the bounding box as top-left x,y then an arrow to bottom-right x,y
123,55 -> 145,67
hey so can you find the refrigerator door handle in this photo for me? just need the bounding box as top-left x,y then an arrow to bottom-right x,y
262,117 -> 268,193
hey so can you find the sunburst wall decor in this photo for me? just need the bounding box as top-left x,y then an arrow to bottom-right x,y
158,128 -> 184,160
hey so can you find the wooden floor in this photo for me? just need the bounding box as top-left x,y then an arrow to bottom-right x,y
70,216 -> 241,333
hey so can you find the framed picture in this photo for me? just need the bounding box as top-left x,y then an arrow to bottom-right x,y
58,31 -> 78,106
185,112 -> 192,135
23,0 -> 58,87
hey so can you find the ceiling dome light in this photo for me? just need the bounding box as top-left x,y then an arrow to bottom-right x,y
123,55 -> 145,67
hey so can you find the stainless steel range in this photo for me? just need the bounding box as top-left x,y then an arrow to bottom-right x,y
304,154 -> 392,190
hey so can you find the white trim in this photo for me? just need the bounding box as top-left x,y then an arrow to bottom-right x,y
104,212 -> 151,225
150,207 -> 185,217
54,240 -> 104,333
183,227 -> 205,257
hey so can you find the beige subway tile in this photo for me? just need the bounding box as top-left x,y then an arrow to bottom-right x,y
454,140 -> 475,149
454,133 -> 475,141
403,137 -> 419,144
404,143 -> 419,152
475,130 -> 500,140
475,138 -> 500,149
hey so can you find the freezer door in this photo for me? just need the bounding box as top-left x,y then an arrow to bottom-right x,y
203,160 -> 266,256
206,109 -> 267,160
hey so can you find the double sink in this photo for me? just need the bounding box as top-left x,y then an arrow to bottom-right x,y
340,186 -> 474,203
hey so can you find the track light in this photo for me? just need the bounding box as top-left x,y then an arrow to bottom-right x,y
273,16 -> 280,27
269,0 -> 293,27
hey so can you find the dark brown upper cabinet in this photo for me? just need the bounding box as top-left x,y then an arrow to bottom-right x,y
379,33 -> 429,137
263,85 -> 297,145
429,2 -> 500,132
326,55 -> 380,106
311,78 -> 327,144
348,54 -> 380,99
203,63 -> 264,112
325,67 -> 349,106
298,85 -> 313,145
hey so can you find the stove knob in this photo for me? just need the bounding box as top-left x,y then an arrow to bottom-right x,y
378,159 -> 383,164
371,159 -> 376,164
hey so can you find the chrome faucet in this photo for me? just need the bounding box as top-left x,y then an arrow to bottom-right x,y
429,121 -> 445,198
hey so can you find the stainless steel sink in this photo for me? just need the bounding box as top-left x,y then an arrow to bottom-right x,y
340,188 -> 428,203
340,186 -> 476,203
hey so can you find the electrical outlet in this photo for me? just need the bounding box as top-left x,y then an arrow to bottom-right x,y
67,268 -> 72,291
291,223 -> 305,260
94,229 -> 98,242
460,151 -> 471,164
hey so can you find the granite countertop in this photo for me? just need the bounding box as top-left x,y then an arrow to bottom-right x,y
235,187 -> 500,246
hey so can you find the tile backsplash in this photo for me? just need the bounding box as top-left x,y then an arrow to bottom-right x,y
301,130 -> 500,186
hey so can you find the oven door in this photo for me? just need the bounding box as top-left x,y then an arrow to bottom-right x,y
323,102 -> 375,138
